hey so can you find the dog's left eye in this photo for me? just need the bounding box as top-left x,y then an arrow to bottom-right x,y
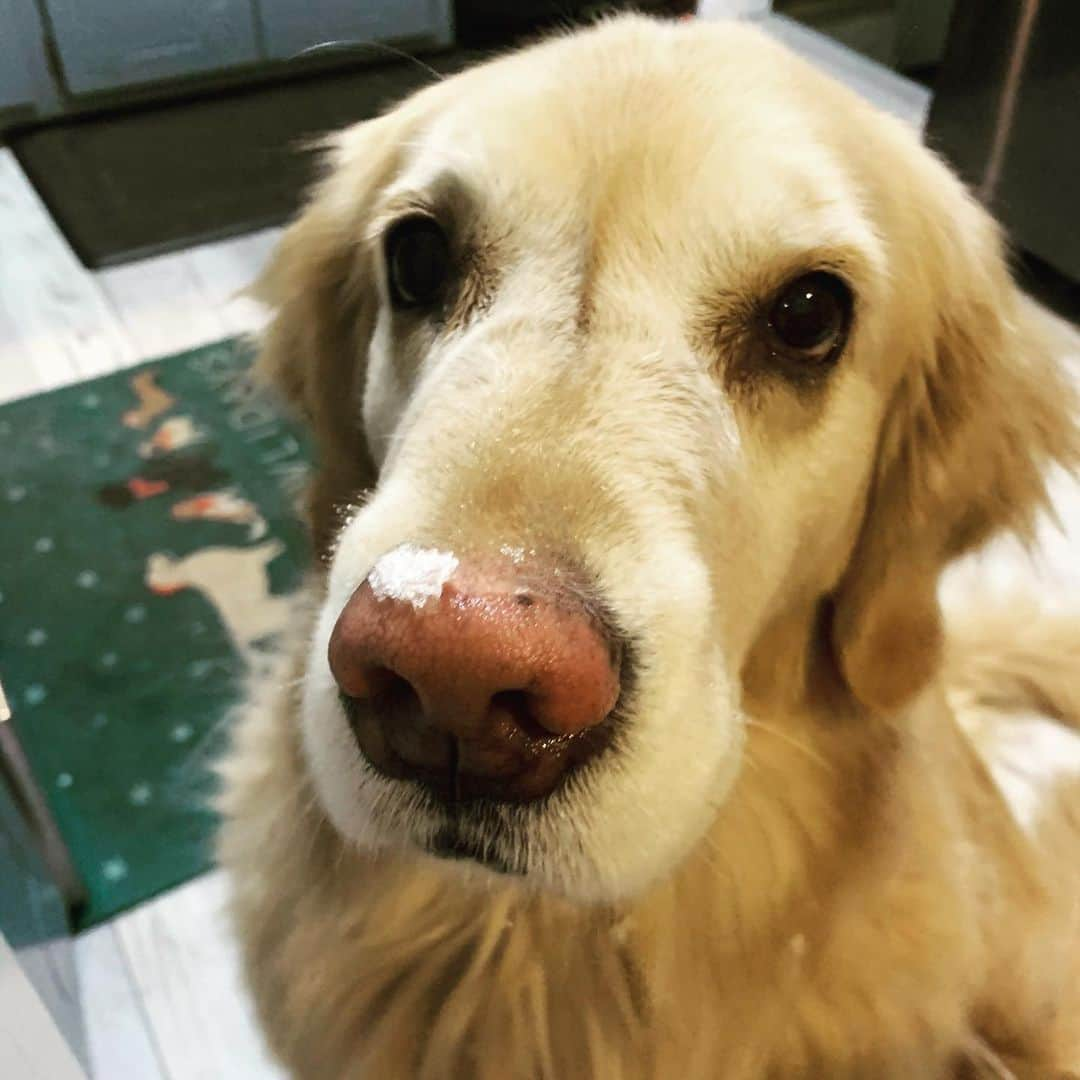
767,271 -> 853,362
385,215 -> 451,309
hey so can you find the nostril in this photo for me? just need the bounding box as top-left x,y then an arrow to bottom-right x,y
490,689 -> 551,741
359,667 -> 456,778
366,666 -> 422,719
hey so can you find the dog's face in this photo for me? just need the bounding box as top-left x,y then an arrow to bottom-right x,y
257,18 -> 1075,901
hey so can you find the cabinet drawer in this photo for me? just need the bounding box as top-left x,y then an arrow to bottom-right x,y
257,0 -> 451,61
44,0 -> 259,94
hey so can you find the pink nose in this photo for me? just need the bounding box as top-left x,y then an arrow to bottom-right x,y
328,549 -> 623,803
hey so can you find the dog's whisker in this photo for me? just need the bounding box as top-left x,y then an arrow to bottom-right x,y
743,718 -> 832,772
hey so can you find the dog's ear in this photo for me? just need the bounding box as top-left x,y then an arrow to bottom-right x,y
251,105 -> 427,556
832,174 -> 1079,714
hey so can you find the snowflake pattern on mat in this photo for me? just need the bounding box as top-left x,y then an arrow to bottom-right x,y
129,783 -> 153,806
56,772 -> 73,789
34,536 -> 54,553
27,628 -> 47,646
76,570 -> 99,588
171,723 -> 194,743
24,684 -> 47,705
102,857 -> 128,882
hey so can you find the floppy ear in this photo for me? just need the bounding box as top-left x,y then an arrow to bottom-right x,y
832,177 -> 1079,714
251,106 -> 424,557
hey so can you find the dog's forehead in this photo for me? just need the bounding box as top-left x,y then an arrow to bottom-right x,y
393,23 -> 880,281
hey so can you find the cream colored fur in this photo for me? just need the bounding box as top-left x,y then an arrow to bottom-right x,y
218,17 -> 1080,1078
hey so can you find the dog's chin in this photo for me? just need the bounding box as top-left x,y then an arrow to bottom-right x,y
423,823 -> 524,879
318,759 -> 729,904
307,742 -> 741,905
366,790 -> 610,900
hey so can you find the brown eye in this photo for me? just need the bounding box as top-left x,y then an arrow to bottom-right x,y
385,215 -> 451,309
767,271 -> 853,361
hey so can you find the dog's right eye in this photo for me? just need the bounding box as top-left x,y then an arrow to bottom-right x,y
384,216 -> 451,310
766,271 -> 853,365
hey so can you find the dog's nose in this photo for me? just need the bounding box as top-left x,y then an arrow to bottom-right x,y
327,547 -> 622,803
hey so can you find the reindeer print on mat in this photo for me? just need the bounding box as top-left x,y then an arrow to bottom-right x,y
122,370 -> 176,430
171,490 -> 269,540
139,416 -> 206,459
145,542 -> 290,658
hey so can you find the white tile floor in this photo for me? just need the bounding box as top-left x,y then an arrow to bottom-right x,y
0,17 -> 1075,1079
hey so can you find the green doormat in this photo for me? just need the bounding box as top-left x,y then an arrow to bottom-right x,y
0,340 -> 312,928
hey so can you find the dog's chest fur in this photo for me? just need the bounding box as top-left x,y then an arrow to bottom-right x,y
218,640 -> 1057,1080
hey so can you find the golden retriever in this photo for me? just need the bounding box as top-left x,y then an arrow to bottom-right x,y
218,16 -> 1080,1078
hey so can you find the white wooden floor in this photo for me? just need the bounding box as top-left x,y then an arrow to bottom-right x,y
0,18 -> 1075,1080
0,146 -> 286,1079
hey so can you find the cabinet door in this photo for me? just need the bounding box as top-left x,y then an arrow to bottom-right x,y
43,0 -> 259,95
257,0 -> 451,61
0,0 -> 34,110
0,0 -> 56,114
